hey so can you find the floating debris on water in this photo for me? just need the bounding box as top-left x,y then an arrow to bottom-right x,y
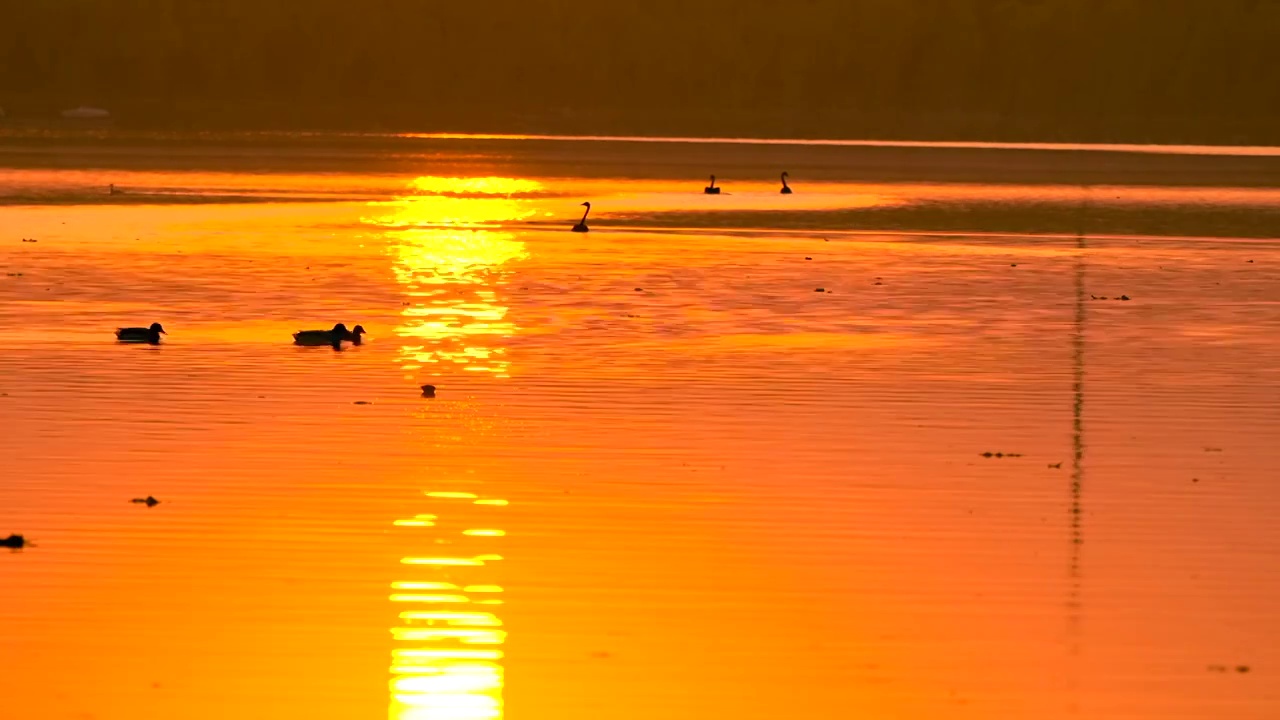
1047,462 -> 1063,469
980,452 -> 1024,458
804,257 -> 812,260
21,238 -> 38,243
354,400 -> 372,405
814,288 -> 825,292
130,495 -> 160,507
1118,295 -> 1131,301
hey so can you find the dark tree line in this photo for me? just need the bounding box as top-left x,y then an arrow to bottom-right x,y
2,0 -> 1278,143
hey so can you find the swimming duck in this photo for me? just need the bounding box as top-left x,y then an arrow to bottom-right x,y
2,534 -> 26,549
116,323 -> 166,344
704,175 -> 721,195
130,495 -> 160,507
349,325 -> 367,345
293,323 -> 350,347
421,384 -> 436,398
780,171 -> 793,194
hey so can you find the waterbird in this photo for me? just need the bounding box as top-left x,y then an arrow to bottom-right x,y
571,202 -> 591,233
704,175 -> 721,195
348,324 -> 367,345
2,534 -> 26,549
780,171 -> 793,194
421,384 -> 436,398
116,323 -> 166,344
130,496 -> 160,507
293,323 -> 351,347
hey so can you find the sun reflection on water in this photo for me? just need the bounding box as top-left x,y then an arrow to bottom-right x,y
363,177 -> 533,379
390,493 -> 508,720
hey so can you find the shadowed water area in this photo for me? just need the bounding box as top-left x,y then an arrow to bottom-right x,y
2,133 -> 1279,719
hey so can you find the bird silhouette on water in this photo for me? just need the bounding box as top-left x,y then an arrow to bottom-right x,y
780,171 -> 793,194
704,175 -> 721,194
293,323 -> 364,348
571,202 -> 591,233
130,496 -> 160,507
115,322 -> 166,344
3,534 -> 27,549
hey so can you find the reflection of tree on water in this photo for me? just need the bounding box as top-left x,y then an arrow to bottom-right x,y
390,494 -> 508,720
361,177 -> 535,379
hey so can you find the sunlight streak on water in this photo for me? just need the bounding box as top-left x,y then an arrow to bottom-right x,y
390,493 -> 507,720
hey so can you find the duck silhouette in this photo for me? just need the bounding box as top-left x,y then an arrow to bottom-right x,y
780,171 -> 793,194
130,496 -> 160,507
115,323 -> 166,344
2,534 -> 26,549
704,175 -> 721,195
293,323 -> 352,347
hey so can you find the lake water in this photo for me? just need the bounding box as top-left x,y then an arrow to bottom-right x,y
2,133 -> 1279,720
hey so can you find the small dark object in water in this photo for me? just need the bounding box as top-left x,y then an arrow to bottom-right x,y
1118,295 -> 1130,301
130,495 -> 160,507
1204,447 -> 1223,453
1207,664 -> 1228,673
354,400 -> 371,405
1192,477 -> 1200,483
814,288 -> 824,292
804,257 -> 812,260
21,238 -> 37,243
634,288 -> 643,292
1010,263 -> 1018,267
349,324 -> 367,345
874,281 -> 882,285
780,171 -> 793,195
1048,462 -> 1063,469
703,175 -> 721,195
981,452 -> 993,458
3,533 -> 26,549
1247,260 -> 1254,263
116,322 -> 166,344
1236,665 -> 1250,673
421,385 -> 436,398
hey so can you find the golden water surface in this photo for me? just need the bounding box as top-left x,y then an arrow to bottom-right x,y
2,135 -> 1279,719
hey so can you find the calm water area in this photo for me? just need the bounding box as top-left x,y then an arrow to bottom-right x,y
2,132 -> 1279,719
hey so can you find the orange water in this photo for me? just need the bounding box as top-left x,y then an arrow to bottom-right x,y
2,137 -> 1279,719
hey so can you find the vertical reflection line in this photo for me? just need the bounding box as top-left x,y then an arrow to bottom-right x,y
1066,225 -> 1087,714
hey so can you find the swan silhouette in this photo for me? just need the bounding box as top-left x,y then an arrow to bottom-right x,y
704,175 -> 721,195
780,171 -> 793,194
571,202 -> 591,233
